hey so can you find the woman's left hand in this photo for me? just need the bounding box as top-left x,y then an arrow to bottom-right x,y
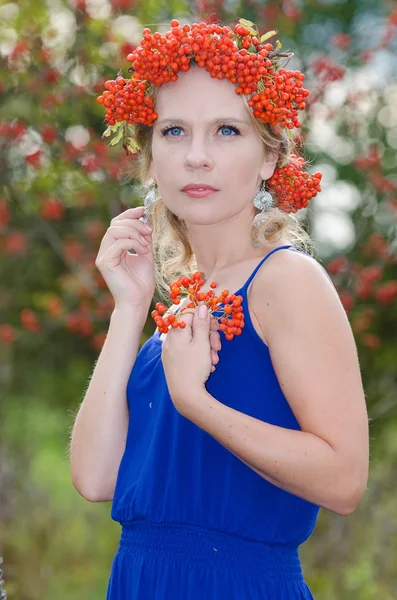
161,304 -> 220,415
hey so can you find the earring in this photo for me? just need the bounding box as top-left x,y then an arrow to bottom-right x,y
139,180 -> 157,224
253,181 -> 273,212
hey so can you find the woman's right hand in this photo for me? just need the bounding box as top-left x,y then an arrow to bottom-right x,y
95,206 -> 155,310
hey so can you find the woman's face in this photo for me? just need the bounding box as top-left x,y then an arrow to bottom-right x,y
150,66 -> 277,226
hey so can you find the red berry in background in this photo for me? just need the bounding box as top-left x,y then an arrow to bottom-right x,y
74,0 -> 87,9
81,155 -> 100,173
77,191 -> 95,208
360,332 -> 381,350
354,144 -> 382,169
361,265 -> 383,283
0,123 -> 12,137
389,8 -> 397,25
41,125 -> 57,144
375,281 -> 397,305
312,56 -> 345,82
10,121 -> 27,139
95,272 -> 108,289
326,255 -> 349,276
25,150 -> 41,168
39,47 -> 51,63
0,324 -> 16,344
84,219 -> 106,242
63,238 -> 85,261
0,200 -> 10,227
331,33 -> 352,50
353,308 -> 376,334
92,140 -> 108,157
47,296 -> 63,318
4,232 -> 28,255
66,312 -> 93,337
40,198 -> 65,220
45,69 -> 60,83
361,233 -> 390,259
356,281 -> 372,301
120,41 -> 136,57
20,308 -> 40,332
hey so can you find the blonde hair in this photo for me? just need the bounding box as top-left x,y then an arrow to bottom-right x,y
132,69 -> 316,302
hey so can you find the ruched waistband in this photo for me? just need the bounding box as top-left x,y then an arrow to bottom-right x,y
119,520 -> 303,581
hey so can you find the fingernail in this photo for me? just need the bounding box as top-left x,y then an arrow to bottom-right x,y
144,225 -> 152,232
199,304 -> 207,318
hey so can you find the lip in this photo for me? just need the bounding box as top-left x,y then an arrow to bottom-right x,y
182,184 -> 219,198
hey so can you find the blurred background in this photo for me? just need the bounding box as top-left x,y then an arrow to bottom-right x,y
0,0 -> 396,598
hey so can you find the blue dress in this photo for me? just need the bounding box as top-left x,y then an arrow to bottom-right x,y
106,244 -> 322,599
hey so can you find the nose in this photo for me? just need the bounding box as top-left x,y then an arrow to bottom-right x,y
184,134 -> 214,171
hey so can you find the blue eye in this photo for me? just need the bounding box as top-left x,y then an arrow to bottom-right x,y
161,126 -> 183,137
219,125 -> 239,136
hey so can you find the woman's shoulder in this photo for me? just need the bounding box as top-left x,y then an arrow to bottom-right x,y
257,246 -> 333,292
250,246 -> 341,342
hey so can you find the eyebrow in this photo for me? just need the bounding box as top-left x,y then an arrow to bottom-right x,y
155,117 -> 251,127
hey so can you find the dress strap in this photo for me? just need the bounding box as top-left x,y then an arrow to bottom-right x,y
240,244 -> 293,293
240,245 -> 333,294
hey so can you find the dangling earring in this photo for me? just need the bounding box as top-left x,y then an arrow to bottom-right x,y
139,180 -> 157,224
253,180 -> 273,213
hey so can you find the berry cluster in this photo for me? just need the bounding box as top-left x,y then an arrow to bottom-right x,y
248,68 -> 308,130
151,271 -> 245,341
97,18 -> 310,131
267,154 -> 322,213
97,76 -> 156,127
311,56 -> 345,84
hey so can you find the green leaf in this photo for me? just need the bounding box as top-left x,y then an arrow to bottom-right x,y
108,127 -> 124,147
126,137 -> 141,153
260,31 -> 278,43
275,39 -> 283,51
102,121 -> 123,139
239,18 -> 255,29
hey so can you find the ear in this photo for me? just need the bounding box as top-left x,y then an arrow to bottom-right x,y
259,149 -> 279,181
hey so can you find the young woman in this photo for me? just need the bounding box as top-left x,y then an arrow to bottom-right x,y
70,19 -> 369,599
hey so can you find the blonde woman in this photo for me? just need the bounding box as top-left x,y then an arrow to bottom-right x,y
70,19 -> 369,599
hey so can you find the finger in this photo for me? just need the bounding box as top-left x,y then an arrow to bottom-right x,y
192,305 -> 211,343
210,316 -> 219,332
210,330 -> 221,352
99,225 -> 151,257
110,206 -> 145,223
108,225 -> 152,248
97,238 -> 150,268
211,348 -> 219,366
111,218 -> 153,237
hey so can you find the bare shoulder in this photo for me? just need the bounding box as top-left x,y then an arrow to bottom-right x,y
254,246 -> 333,293
251,247 -> 343,343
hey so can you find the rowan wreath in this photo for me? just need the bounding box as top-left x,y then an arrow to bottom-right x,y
97,17 -> 322,215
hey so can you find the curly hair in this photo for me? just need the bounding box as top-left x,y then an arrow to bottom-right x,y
131,69 -> 316,303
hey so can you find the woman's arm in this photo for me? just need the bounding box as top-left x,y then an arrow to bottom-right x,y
179,251 -> 369,515
70,305 -> 148,502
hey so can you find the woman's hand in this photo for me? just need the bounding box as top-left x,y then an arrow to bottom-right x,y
95,206 -> 155,310
161,305 -> 220,416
